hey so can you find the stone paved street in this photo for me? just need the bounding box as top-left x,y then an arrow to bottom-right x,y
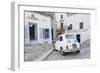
43,39 -> 90,61
24,43 -> 53,61
24,39 -> 90,61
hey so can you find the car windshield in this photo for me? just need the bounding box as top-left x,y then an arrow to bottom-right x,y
65,34 -> 75,39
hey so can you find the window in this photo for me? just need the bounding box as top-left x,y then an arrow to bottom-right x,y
43,28 -> 49,39
80,22 -> 83,29
61,15 -> 63,19
68,24 -> 72,30
60,36 -> 63,41
61,22 -> 63,29
65,35 -> 75,39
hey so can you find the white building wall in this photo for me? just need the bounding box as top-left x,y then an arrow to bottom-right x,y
66,14 -> 90,30
24,11 -> 52,45
65,14 -> 90,43
54,13 -> 67,30
55,13 -> 90,43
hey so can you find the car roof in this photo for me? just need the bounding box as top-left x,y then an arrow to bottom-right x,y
59,33 -> 75,36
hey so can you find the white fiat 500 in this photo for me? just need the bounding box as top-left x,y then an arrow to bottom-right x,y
54,33 -> 80,55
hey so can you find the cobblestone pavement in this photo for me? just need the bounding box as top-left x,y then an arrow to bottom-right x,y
43,39 -> 90,61
24,43 -> 53,62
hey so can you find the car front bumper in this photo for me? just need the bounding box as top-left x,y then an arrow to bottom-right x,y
63,48 -> 80,52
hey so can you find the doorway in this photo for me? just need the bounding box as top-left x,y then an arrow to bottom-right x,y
29,22 -> 37,40
51,28 -> 53,40
76,34 -> 80,43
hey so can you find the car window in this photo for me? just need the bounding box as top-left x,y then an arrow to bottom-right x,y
65,35 -> 75,39
60,36 -> 63,41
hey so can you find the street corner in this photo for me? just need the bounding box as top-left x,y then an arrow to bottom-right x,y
24,43 -> 54,61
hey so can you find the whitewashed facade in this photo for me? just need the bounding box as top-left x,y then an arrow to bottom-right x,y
24,11 -> 52,45
24,11 -> 90,45
54,13 -> 90,43
54,13 -> 67,30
